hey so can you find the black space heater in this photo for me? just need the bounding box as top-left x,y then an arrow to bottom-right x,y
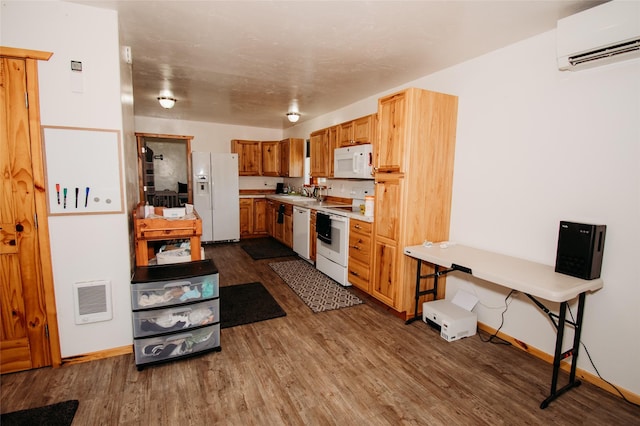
555,221 -> 606,280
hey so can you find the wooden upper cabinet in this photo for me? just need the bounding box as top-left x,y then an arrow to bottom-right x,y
280,138 -> 304,177
261,141 -> 280,176
310,129 -> 329,177
339,114 -> 376,147
375,93 -> 406,173
231,139 -> 261,175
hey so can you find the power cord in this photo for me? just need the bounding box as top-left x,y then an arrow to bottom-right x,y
567,305 -> 640,408
477,289 -> 515,345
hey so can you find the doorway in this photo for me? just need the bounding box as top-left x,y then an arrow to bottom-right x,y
135,133 -> 193,207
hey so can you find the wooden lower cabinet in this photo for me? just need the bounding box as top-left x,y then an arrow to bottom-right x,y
239,198 -> 269,238
347,219 -> 372,292
267,200 -> 293,248
253,198 -> 268,234
239,199 -> 252,237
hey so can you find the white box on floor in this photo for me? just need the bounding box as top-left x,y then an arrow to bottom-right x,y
422,299 -> 477,342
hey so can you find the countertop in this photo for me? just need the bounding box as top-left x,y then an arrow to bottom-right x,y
263,194 -> 374,223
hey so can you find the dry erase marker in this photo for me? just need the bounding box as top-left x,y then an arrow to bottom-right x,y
56,184 -> 60,205
63,188 -> 67,209
75,187 -> 79,208
85,187 -> 90,207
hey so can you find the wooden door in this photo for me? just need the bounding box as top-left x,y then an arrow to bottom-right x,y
239,199 -> 252,236
1,50 -> 59,373
327,126 -> 339,177
353,114 -> 375,144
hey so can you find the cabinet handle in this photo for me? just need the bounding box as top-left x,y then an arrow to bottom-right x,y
354,224 -> 361,229
349,270 -> 359,276
351,245 -> 360,250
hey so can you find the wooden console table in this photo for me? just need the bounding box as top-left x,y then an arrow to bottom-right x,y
133,202 -> 202,266
403,243 -> 604,409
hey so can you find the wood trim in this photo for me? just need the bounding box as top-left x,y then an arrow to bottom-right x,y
26,58 -> 62,368
477,322 -> 640,405
135,132 -> 193,140
62,345 -> 132,366
0,46 -> 52,61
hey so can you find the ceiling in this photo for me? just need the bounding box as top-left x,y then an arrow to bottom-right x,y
70,0 -> 605,129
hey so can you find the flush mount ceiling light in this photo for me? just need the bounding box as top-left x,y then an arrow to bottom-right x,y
286,112 -> 300,123
158,96 -> 177,109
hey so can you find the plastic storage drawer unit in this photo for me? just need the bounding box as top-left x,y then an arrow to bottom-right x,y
131,260 -> 221,370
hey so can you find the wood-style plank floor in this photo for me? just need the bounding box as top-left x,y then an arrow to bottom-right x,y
1,241 -> 638,425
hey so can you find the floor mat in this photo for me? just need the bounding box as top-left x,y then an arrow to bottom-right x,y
269,259 -> 363,313
241,238 -> 297,260
220,282 -> 286,328
1,400 -> 79,426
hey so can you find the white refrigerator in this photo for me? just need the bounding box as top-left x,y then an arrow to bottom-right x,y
192,152 -> 240,242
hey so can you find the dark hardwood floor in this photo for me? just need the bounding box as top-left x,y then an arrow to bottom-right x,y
2,240 -> 638,425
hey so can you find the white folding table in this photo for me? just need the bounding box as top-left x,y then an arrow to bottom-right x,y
403,243 -> 603,409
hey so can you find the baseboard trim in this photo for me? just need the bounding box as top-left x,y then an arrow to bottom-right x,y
477,322 -> 639,405
62,345 -> 132,366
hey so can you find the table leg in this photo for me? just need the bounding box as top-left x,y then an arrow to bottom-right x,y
540,294 -> 585,409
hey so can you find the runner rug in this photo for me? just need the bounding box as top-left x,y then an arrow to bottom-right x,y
269,259 -> 363,313
220,282 -> 286,328
0,399 -> 79,426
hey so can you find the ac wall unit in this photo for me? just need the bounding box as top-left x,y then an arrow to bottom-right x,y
557,0 -> 640,71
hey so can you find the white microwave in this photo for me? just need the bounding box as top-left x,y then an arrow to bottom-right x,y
333,144 -> 374,179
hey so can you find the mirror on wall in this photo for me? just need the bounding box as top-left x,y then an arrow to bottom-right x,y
135,132 -> 193,207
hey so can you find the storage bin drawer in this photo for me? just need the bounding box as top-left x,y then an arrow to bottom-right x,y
131,273 -> 219,310
134,324 -> 220,366
132,299 -> 220,338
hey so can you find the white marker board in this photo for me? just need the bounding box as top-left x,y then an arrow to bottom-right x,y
43,126 -> 123,215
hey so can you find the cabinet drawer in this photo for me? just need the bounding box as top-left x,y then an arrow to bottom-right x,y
131,273 -> 219,310
134,324 -> 220,366
132,298 -> 220,338
348,258 -> 370,289
349,233 -> 371,264
350,219 -> 372,235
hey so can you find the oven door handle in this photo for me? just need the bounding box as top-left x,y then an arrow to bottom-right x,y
328,215 -> 348,222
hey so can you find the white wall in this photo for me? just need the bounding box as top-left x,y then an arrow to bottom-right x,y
135,116 -> 283,152
287,31 -> 640,395
2,1 -> 133,357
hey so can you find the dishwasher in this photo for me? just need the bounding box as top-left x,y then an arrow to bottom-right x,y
293,206 -> 311,261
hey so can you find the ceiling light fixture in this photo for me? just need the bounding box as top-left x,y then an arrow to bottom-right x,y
158,96 -> 176,109
286,112 -> 300,123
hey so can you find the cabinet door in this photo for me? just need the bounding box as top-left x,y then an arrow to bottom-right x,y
338,121 -> 354,146
253,198 -> 268,235
327,125 -> 339,177
371,240 -> 397,307
284,213 -> 293,248
231,140 -> 261,176
310,129 -> 329,177
282,138 -> 304,177
310,210 -> 317,262
376,92 -> 406,173
353,114 -> 375,144
266,200 -> 275,236
239,199 -> 253,236
279,140 -> 290,177
261,141 -> 280,176
373,174 -> 403,242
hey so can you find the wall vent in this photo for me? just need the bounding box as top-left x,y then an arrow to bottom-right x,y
73,280 -> 112,325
